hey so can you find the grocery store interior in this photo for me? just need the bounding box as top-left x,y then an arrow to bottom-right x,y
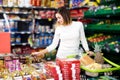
0,0 -> 120,80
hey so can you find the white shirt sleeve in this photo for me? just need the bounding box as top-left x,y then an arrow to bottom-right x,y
46,27 -> 60,52
79,22 -> 89,51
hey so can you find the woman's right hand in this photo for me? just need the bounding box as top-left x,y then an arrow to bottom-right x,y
31,51 -> 45,62
31,49 -> 48,62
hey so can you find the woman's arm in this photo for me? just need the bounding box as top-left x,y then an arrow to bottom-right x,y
79,22 -> 94,56
79,22 -> 89,52
46,27 -> 60,52
32,27 -> 60,56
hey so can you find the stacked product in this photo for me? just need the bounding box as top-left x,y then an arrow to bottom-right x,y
56,58 -> 80,80
45,61 -> 63,80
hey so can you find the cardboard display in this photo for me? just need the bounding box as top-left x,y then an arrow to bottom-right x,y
0,32 -> 11,54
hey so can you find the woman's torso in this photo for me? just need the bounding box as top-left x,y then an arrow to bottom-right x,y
56,21 -> 82,58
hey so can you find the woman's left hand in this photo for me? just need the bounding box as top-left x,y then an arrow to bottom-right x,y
86,51 -> 94,56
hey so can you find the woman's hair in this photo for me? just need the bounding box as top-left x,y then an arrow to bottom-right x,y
55,6 -> 72,26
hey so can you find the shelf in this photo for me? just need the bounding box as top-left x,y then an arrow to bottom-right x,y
33,6 -> 57,10
100,0 -> 120,6
84,8 -> 120,19
69,6 -> 89,10
11,43 -> 29,46
85,24 -> 120,33
11,32 -> 32,34
0,5 -> 33,8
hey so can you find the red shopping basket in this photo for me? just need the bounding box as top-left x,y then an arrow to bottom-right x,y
0,32 -> 11,54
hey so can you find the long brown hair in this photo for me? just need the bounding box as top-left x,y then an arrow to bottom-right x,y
55,6 -> 72,26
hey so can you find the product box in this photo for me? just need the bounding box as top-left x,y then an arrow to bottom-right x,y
80,55 -> 95,66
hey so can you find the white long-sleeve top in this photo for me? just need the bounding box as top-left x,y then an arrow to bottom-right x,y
46,21 -> 89,58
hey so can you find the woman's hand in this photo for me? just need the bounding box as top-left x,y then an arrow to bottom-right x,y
31,51 -> 45,62
31,49 -> 48,62
86,51 -> 94,56
32,51 -> 44,56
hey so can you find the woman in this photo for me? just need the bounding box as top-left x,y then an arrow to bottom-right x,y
32,6 -> 93,59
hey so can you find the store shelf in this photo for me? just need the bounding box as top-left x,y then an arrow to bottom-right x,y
84,8 -> 120,19
85,24 -> 120,32
100,0 -> 120,6
84,0 -> 120,67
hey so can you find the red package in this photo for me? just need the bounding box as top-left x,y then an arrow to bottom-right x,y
56,58 -> 80,80
44,61 -> 63,80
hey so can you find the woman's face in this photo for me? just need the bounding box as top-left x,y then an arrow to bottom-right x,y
55,13 -> 64,25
